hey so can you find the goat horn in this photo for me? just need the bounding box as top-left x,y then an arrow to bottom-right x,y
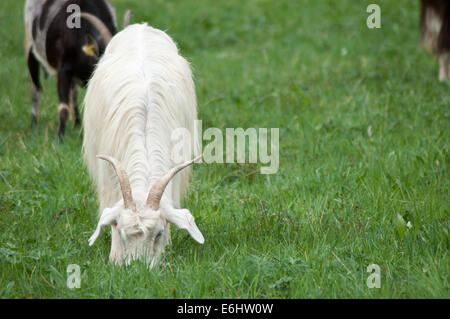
80,12 -> 112,46
97,155 -> 136,212
123,10 -> 131,29
146,155 -> 203,210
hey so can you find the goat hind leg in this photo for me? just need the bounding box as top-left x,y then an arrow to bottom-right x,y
27,51 -> 41,126
57,68 -> 73,137
31,85 -> 40,127
439,52 -> 450,81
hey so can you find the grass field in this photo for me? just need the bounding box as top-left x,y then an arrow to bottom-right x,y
0,0 -> 448,298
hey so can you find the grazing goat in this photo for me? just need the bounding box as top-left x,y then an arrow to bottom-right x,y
420,0 -> 450,81
25,0 -> 130,136
83,24 -> 204,268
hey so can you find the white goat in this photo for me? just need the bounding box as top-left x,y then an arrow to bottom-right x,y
83,23 -> 203,268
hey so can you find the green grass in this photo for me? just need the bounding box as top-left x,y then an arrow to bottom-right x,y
0,0 -> 449,298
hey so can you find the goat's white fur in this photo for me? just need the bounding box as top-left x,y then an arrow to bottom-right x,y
83,23 -> 202,267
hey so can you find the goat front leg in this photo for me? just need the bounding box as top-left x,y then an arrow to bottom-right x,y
166,222 -> 172,245
57,67 -> 73,137
109,224 -> 122,265
69,84 -> 81,128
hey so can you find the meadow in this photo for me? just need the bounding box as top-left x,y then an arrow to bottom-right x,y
0,0 -> 448,298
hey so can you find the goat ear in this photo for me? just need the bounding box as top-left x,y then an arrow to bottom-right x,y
164,208 -> 204,244
82,34 -> 99,57
88,207 -> 119,246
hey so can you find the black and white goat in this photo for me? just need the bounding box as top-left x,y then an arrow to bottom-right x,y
420,0 -> 450,81
24,0 -> 130,136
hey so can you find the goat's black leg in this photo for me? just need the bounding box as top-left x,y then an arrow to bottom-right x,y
27,51 -> 41,127
70,85 -> 81,127
438,2 -> 450,81
57,67 -> 73,138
